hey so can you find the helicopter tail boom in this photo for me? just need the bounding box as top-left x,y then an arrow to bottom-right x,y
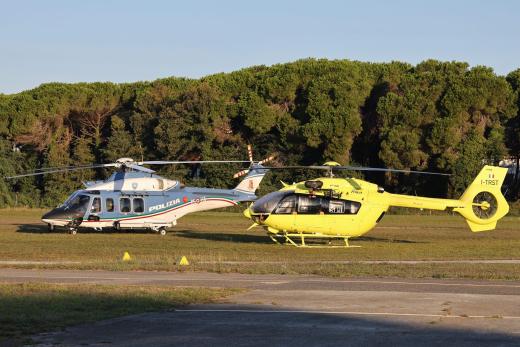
387,166 -> 509,232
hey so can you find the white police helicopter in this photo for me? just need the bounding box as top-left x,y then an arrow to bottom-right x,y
7,146 -> 273,235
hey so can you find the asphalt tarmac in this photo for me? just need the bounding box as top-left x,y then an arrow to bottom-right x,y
1,269 -> 519,346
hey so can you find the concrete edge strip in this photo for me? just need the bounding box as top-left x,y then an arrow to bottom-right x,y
175,309 -> 520,320
2,275 -> 520,288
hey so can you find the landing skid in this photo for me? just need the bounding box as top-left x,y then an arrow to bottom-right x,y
268,233 -> 360,248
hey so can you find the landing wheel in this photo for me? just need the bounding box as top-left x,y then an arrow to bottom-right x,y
47,223 -> 54,232
159,228 -> 167,236
69,228 -> 77,235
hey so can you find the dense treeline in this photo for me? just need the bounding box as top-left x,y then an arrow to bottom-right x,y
0,59 -> 519,207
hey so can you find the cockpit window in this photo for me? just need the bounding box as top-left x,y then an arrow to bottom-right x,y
274,194 -> 297,214
251,191 -> 294,214
64,194 -> 91,212
61,191 -> 80,208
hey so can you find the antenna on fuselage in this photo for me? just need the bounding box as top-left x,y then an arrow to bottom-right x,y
323,161 -> 341,178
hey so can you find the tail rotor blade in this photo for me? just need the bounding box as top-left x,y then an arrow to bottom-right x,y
258,155 -> 276,165
233,169 -> 250,179
247,144 -> 253,163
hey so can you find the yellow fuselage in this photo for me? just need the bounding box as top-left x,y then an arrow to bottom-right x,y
245,166 -> 509,237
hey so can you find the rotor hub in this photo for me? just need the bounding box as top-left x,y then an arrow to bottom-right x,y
472,192 -> 497,219
115,158 -> 135,165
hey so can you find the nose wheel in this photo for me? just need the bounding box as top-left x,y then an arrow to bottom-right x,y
68,218 -> 82,235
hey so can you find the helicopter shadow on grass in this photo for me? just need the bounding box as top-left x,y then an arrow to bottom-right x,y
174,229 -> 273,244
174,230 -> 426,245
15,224 -> 426,244
16,224 -> 156,235
355,235 -> 427,244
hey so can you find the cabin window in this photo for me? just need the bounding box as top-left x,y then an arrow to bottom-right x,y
106,198 -> 114,212
133,198 -> 144,213
297,196 -> 323,214
274,194 -> 297,214
325,199 -> 361,215
120,198 -> 131,213
344,200 -> 361,214
90,197 -> 101,213
327,199 -> 345,214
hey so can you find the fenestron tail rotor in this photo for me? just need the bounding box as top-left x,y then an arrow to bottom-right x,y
472,192 -> 498,220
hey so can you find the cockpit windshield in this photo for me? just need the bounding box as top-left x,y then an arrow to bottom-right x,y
63,194 -> 91,213
60,191 -> 80,207
251,190 -> 294,214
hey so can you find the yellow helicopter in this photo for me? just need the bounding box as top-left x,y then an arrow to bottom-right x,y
243,163 -> 510,247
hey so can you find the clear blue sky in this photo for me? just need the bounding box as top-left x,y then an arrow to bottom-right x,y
1,0 -> 518,94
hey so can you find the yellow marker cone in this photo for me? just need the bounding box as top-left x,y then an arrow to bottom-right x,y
178,256 -> 189,266
122,251 -> 131,261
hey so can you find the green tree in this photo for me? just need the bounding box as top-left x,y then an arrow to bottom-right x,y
102,115 -> 141,162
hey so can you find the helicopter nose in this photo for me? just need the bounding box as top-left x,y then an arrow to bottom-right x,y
41,208 -> 73,225
42,209 -> 61,221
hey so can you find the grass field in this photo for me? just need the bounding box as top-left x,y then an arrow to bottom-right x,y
0,282 -> 234,343
0,209 -> 519,280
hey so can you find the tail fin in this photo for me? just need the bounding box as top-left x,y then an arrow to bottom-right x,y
454,165 -> 510,232
232,145 -> 274,195
234,164 -> 269,194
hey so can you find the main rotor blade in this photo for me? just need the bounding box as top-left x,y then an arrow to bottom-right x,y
260,166 -> 451,176
5,164 -> 116,179
138,160 -> 251,165
28,163 -> 106,172
127,163 -> 155,174
337,166 -> 451,176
